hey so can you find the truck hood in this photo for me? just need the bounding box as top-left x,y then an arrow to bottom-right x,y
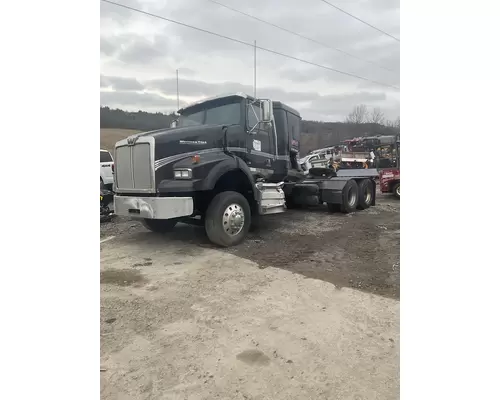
142,124 -> 229,161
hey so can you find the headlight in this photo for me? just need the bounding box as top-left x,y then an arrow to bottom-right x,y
174,169 -> 192,179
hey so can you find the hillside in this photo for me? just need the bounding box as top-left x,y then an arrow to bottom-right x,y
100,107 -> 398,154
100,128 -> 142,151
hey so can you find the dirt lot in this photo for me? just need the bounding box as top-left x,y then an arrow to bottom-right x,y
100,194 -> 400,399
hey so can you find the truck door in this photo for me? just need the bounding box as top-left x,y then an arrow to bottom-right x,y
246,100 -> 275,173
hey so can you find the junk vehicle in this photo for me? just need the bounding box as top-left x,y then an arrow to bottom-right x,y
360,135 -> 399,170
299,148 -> 334,173
112,93 -> 378,247
100,149 -> 115,190
378,134 -> 400,199
301,145 -> 372,173
298,152 -> 323,173
331,149 -> 372,170
100,189 -> 115,222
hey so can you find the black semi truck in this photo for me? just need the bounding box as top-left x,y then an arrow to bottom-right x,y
113,93 -> 377,247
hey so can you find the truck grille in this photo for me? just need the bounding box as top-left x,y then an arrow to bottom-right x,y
115,142 -> 155,192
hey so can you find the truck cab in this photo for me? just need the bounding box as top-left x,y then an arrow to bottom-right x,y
113,93 -> 377,247
378,134 -> 400,198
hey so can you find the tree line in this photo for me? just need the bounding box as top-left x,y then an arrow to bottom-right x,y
100,105 -> 399,154
344,104 -> 400,130
100,106 -> 177,132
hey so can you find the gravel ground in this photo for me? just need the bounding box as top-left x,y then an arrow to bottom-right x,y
100,193 -> 400,399
101,195 -> 400,299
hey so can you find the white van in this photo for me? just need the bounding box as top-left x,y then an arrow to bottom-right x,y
100,149 -> 114,189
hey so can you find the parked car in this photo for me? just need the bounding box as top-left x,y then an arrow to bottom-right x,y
100,149 -> 114,190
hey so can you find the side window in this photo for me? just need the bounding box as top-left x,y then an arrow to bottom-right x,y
286,112 -> 300,142
274,109 -> 287,138
246,101 -> 261,130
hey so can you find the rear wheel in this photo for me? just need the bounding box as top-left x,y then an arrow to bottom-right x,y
142,218 -> 178,233
357,179 -> 374,210
340,179 -> 359,213
205,191 -> 251,247
393,182 -> 400,199
326,179 -> 359,214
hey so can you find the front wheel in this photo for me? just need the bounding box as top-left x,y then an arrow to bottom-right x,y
205,191 -> 251,247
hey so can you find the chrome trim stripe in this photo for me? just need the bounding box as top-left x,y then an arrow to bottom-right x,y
225,146 -> 248,153
154,147 -> 290,171
154,148 -> 223,170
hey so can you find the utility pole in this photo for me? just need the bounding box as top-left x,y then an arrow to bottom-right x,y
253,40 -> 257,98
176,69 -> 180,110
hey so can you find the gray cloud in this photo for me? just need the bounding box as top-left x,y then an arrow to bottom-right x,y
100,36 -> 117,57
118,35 -> 170,64
100,90 -> 178,112
145,78 -> 251,98
154,0 -> 400,79
101,75 -> 144,91
100,0 -> 142,24
309,92 -> 387,113
100,0 -> 400,120
100,75 -> 398,121
303,92 -> 399,122
143,77 -> 321,104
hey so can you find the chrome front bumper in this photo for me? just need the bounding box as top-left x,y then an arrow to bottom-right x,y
114,195 -> 194,219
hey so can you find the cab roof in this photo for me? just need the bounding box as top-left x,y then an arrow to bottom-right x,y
272,101 -> 301,118
178,93 -> 301,119
178,92 -> 253,113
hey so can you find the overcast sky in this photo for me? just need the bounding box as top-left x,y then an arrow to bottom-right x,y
100,0 -> 400,122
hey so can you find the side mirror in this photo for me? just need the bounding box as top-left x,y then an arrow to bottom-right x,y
261,99 -> 272,123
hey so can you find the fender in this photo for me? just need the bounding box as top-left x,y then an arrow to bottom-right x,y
200,155 -> 259,200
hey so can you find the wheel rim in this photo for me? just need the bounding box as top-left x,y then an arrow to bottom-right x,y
222,203 -> 245,236
364,185 -> 372,203
396,185 -> 400,196
347,187 -> 357,207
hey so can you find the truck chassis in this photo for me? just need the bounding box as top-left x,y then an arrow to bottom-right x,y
112,93 -> 380,247
115,168 -> 376,247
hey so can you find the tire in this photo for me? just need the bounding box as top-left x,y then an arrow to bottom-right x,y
100,178 -> 104,190
205,191 -> 251,247
357,179 -> 374,210
141,218 -> 178,233
340,179 -> 359,213
393,182 -> 400,199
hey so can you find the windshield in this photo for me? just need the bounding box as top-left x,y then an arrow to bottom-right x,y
178,100 -> 241,127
